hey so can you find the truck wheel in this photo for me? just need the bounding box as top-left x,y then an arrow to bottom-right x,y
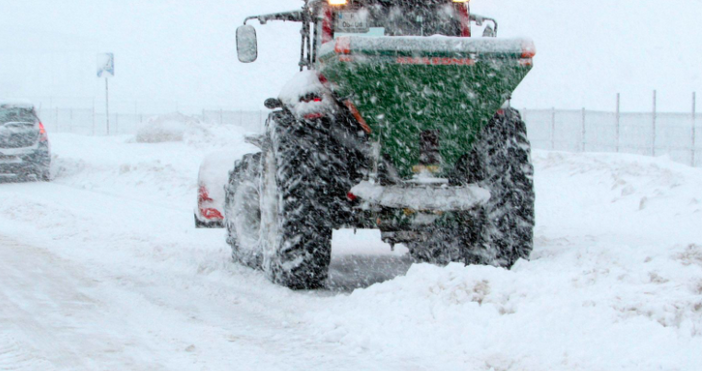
410,108 -> 535,268
259,115 -> 332,289
463,108 -> 535,267
225,153 -> 263,269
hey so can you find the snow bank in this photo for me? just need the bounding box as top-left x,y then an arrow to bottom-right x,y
2,127 -> 701,370
303,151 -> 702,370
135,113 -> 196,143
48,129 -> 256,211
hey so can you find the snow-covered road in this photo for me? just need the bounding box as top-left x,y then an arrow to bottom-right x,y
1,125 -> 701,370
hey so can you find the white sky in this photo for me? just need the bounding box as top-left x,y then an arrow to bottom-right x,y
0,0 -> 700,113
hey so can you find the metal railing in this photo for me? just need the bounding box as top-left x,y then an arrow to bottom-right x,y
523,107 -> 699,168
36,103 -> 700,168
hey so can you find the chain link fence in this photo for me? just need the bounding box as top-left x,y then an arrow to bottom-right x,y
523,108 -> 699,167
35,106 -> 700,168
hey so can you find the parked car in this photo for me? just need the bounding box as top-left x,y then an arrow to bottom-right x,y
195,151 -> 238,228
0,102 -> 51,181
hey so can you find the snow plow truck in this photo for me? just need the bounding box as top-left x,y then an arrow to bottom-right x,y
226,0 -> 536,289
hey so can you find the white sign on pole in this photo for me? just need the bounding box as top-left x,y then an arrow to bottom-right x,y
97,53 -> 114,135
97,53 -> 115,78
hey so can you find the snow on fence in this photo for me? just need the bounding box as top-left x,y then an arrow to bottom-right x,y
36,106 -> 700,168
35,108 -> 266,136
523,108 -> 700,168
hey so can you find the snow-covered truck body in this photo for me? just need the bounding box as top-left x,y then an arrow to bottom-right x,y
227,0 -> 537,289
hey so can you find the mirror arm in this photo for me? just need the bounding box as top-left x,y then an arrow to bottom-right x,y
243,10 -> 304,26
243,16 -> 260,25
489,19 -> 499,35
470,14 -> 499,36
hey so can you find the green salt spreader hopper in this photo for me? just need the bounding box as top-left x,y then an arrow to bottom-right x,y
318,36 -> 535,178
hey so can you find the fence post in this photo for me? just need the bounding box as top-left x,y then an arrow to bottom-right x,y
581,107 -> 586,152
652,90 -> 657,156
693,92 -> 697,167
551,107 -> 556,150
616,93 -> 620,152
92,100 -> 96,136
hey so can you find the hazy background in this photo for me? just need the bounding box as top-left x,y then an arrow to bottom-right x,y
0,0 -> 701,113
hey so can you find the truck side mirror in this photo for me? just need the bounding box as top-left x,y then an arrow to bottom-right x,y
236,25 -> 258,63
264,98 -> 282,109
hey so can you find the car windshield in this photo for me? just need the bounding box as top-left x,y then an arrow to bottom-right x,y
334,3 -> 462,37
0,107 -> 36,125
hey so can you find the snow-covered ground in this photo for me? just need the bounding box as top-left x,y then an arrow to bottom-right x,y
1,125 -> 701,370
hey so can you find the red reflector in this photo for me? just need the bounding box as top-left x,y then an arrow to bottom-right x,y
198,186 -> 213,203
304,113 -> 324,120
335,37 -> 351,54
38,122 -> 49,142
519,58 -> 533,66
300,94 -> 322,103
521,40 -> 536,58
200,208 -> 223,220
347,192 -> 357,202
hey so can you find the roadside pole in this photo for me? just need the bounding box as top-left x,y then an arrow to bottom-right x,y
652,90 -> 657,156
616,93 -> 620,153
97,53 -> 115,136
92,99 -> 96,136
551,107 -> 556,150
693,92 -> 697,167
105,77 -> 110,135
581,107 -> 586,152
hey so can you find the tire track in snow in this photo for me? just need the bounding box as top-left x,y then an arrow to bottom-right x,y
0,236 -> 95,370
0,335 -> 55,371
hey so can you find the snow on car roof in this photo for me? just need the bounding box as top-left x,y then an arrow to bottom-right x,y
0,99 -> 35,110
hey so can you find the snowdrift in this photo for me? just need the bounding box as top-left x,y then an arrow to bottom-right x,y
135,113 -> 197,143
303,150 -> 702,370
0,127 -> 700,370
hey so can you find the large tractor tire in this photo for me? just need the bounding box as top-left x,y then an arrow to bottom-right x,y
225,153 -> 263,269
259,114 -> 334,289
409,108 -> 535,268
